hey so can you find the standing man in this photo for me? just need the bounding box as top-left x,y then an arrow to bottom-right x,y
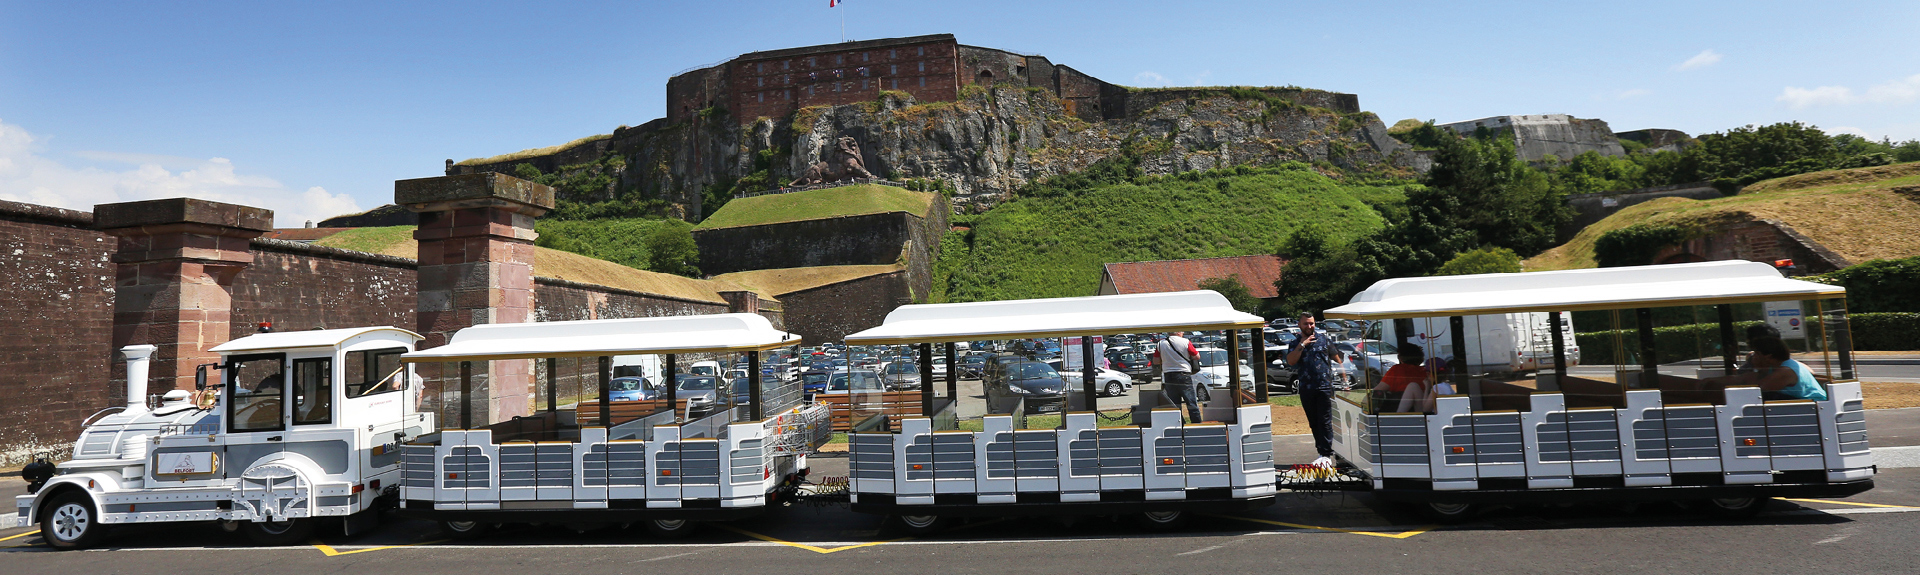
1156,332 -> 1204,423
1286,313 -> 1345,467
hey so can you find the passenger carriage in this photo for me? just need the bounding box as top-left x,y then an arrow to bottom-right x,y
837,291 -> 1279,533
1324,261 -> 1875,521
18,327 -> 434,549
392,313 -> 829,537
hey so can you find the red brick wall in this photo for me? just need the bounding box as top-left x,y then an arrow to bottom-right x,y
0,201 -> 115,464
730,39 -> 959,121
229,240 -> 417,338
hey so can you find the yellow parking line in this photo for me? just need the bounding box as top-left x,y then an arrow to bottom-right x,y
716,525 -> 910,554
1205,514 -> 1434,539
1781,498 -> 1919,509
312,538 -> 449,556
0,531 -> 37,543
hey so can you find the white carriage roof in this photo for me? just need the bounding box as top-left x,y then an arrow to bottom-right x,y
1325,261 -> 1847,320
843,291 -> 1265,345
209,326 -> 423,353
402,313 -> 800,362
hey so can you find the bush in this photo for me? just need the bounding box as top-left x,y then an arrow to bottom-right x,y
1808,256 -> 1920,313
1593,223 -> 1692,267
1197,275 -> 1262,315
1852,313 -> 1920,351
1436,247 -> 1521,276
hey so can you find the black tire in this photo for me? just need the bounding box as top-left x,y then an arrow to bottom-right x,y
1135,510 -> 1189,532
241,518 -> 316,546
1698,496 -> 1770,520
1415,501 -> 1477,524
40,491 -> 105,550
439,520 -> 495,540
892,514 -> 951,536
644,518 -> 697,539
1104,382 -> 1124,397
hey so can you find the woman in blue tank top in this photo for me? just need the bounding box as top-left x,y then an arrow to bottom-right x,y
1735,336 -> 1828,401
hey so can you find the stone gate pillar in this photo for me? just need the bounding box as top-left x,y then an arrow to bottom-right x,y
94,198 -> 272,394
396,173 -> 553,424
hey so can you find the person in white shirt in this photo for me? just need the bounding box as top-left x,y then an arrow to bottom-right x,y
1156,332 -> 1203,423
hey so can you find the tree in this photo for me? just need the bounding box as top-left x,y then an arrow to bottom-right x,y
1423,135 -> 1571,257
1690,122 -> 1838,192
644,221 -> 701,277
1197,274 -> 1262,315
1435,247 -> 1522,276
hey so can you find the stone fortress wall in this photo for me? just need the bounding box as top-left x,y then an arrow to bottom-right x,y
1441,114 -> 1626,161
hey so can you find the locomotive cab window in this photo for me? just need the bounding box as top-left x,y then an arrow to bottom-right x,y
346,347 -> 408,397
292,357 -> 332,425
227,354 -> 287,432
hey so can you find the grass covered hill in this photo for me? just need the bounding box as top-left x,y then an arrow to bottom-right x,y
1526,162 -> 1920,271
935,162 -> 1416,303
311,223 -> 735,304
693,184 -> 937,230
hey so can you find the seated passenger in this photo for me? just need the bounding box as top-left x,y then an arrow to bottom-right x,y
1377,347 -> 1436,413
1706,336 -> 1827,401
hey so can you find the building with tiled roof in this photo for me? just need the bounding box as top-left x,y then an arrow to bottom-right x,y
1098,254 -> 1286,303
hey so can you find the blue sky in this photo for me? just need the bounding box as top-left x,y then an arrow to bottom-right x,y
3,1 -> 1916,226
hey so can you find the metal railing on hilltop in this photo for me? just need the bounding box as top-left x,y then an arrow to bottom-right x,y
736,178 -> 913,199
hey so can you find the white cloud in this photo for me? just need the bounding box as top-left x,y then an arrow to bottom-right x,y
1133,71 -> 1171,87
1864,73 -> 1920,104
1777,73 -> 1920,109
1674,49 -> 1723,71
1778,85 -> 1856,109
0,119 -> 357,227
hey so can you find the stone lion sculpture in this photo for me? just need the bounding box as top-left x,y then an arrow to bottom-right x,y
789,136 -> 874,186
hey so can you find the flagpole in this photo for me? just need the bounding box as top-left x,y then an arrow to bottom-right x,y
839,3 -> 846,42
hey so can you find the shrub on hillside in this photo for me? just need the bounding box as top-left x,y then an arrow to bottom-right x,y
1436,247 -> 1522,276
1808,256 -> 1920,313
1593,223 -> 1693,267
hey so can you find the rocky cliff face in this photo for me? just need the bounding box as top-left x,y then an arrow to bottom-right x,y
450,86 -> 1423,219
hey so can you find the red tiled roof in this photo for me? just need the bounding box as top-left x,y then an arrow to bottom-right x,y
263,228 -> 352,241
1102,254 -> 1286,299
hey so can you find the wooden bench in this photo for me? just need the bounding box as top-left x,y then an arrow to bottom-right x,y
574,399 -> 687,426
1471,379 -> 1533,412
816,392 -> 925,432
1559,376 -> 1628,409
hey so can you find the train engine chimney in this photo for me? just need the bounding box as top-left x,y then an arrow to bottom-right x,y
121,344 -> 159,413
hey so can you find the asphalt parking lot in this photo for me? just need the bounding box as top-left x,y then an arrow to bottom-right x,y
8,409 -> 1920,574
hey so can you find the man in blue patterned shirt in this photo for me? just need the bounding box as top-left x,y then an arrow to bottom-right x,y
1285,313 -> 1345,467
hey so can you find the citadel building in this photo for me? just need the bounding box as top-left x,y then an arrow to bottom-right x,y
667,33 -> 1122,123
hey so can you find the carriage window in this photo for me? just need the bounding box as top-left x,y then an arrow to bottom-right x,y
228,354 -> 286,432
346,347 -> 409,397
293,358 -> 332,425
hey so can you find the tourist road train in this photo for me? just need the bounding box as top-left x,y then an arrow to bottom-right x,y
15,261 -> 1878,548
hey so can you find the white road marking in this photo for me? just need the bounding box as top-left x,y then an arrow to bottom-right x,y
1176,545 -> 1223,556
640,551 -> 703,561
1813,525 -> 1859,545
1870,445 -> 1920,469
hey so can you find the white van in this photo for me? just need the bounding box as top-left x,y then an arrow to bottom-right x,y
688,360 -> 722,377
1364,312 -> 1580,375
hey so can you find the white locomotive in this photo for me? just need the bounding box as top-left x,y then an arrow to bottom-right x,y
16,327 -> 433,549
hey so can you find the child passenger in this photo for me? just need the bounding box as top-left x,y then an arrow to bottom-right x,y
1378,346 -> 1439,413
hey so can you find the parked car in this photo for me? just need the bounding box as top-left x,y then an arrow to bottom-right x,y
1045,359 -> 1134,397
816,369 -> 885,396
687,360 -> 721,377
608,376 -> 662,402
986,361 -> 1069,413
958,355 -> 988,379
930,356 -> 948,378
1348,339 -> 1402,385
1190,347 -> 1258,393
800,370 -> 831,399
674,373 -> 724,415
1105,347 -> 1155,383
879,360 -> 922,391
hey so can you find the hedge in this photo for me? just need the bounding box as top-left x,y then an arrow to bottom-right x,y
1574,313 -> 1918,362
1807,256 -> 1920,313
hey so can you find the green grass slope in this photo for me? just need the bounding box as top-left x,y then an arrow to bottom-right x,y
936,164 -> 1415,302
533,218 -> 687,270
693,184 -> 936,230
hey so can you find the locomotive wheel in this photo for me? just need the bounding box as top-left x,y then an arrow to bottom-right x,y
41,491 -> 105,550
242,518 -> 316,546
